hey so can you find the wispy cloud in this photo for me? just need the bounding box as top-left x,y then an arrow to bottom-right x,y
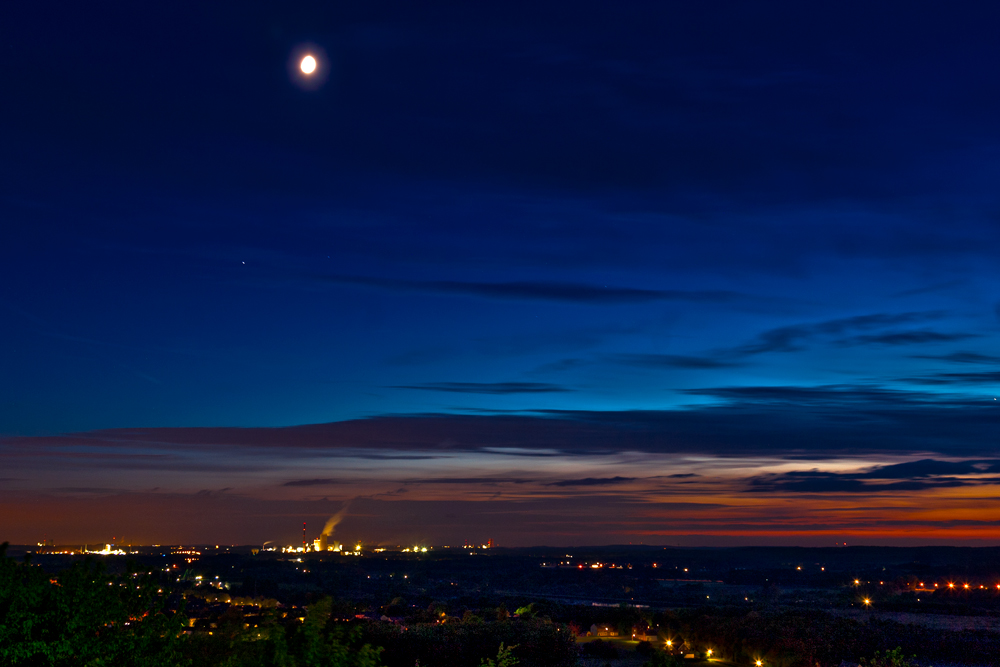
609,353 -> 739,369
838,331 -> 977,346
52,487 -> 121,494
746,459 -> 1000,494
748,475 -> 969,493
912,351 -> 1000,364
283,478 -> 342,487
403,477 -> 532,485
730,312 -> 946,356
530,358 -> 588,374
547,476 -> 636,487
390,382 -> 572,394
902,370 -> 1000,385
310,273 -> 750,305
891,280 -> 965,298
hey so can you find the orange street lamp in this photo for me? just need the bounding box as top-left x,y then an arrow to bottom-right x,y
707,649 -> 713,658
756,661 -> 763,667
863,598 -> 871,607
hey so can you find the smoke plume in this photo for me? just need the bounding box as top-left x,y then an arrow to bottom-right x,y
322,501 -> 351,538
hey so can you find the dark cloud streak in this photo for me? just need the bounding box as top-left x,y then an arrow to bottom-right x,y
746,459 -> 1000,494
610,353 -> 739,369
390,382 -> 572,394
310,274 -> 750,305
730,312 -> 946,357
283,478 -> 342,487
8,384 -> 1000,460
838,331 -> 977,346
547,476 -> 636,487
912,352 -> 1000,364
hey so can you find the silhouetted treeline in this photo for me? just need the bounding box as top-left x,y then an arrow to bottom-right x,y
0,545 -> 381,667
674,607 -> 1000,667
0,543 -> 185,666
359,619 -> 578,667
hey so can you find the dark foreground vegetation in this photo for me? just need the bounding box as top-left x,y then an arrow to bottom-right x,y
4,544 -> 1000,667
0,544 -> 381,667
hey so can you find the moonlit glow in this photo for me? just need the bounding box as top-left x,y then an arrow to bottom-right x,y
300,55 -> 317,74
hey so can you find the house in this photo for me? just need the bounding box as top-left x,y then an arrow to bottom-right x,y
589,624 -> 618,637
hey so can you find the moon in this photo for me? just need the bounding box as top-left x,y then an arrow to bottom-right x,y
300,55 -> 317,75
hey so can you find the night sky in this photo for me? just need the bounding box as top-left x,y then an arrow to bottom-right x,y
3,2 -> 1000,547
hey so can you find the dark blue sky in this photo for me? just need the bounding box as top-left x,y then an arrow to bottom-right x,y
2,2 -> 1000,545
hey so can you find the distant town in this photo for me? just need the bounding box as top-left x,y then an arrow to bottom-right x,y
7,540 -> 1000,667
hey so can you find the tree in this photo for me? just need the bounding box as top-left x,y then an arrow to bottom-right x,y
0,542 -> 187,667
862,647 -> 915,667
480,643 -> 518,667
289,598 -> 383,667
644,651 -> 682,667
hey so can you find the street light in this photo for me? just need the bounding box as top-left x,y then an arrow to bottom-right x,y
863,598 -> 871,607
707,649 -> 713,658
756,660 -> 763,666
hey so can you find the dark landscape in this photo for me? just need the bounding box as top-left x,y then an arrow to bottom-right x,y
6,543 -> 1000,666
